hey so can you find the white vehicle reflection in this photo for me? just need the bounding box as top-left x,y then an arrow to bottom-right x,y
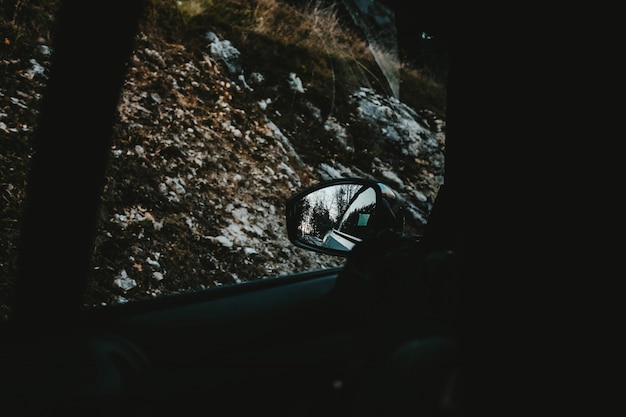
322,228 -> 361,251
321,187 -> 377,251
286,178 -> 406,256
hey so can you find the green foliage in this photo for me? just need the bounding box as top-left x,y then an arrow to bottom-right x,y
176,0 -> 215,23
399,66 -> 447,118
141,0 -> 187,42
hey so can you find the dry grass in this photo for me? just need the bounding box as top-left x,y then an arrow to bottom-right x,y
143,0 -> 444,114
176,0 -> 215,22
255,0 -> 353,53
173,0 -> 374,73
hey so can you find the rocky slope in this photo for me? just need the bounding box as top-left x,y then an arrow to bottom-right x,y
0,0 -> 447,313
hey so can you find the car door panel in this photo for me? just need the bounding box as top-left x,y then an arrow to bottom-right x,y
2,271 -> 344,414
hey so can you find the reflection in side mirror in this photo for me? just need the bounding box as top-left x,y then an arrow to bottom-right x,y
285,178 -> 405,257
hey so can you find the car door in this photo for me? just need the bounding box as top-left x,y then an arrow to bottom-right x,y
0,1 -> 462,416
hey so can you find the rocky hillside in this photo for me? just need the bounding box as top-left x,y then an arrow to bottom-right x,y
0,0 -> 447,314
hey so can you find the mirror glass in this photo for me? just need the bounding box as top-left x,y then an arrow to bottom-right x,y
293,184 -> 377,253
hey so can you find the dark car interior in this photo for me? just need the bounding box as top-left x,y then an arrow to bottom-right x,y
0,0 -> 478,415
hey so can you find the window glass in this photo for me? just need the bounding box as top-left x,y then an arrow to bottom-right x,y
337,187 -> 377,239
0,0 -> 447,318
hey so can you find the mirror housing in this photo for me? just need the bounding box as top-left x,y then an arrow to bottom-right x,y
285,178 -> 406,257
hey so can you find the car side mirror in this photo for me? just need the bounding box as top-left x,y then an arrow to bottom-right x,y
285,178 -> 406,257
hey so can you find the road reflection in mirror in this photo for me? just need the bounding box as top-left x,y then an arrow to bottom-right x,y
294,184 -> 377,252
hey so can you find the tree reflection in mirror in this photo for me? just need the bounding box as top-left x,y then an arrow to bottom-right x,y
288,179 -> 406,256
298,184 -> 375,252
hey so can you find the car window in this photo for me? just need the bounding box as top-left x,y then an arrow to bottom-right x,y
0,0 -> 447,320
337,187 -> 376,238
